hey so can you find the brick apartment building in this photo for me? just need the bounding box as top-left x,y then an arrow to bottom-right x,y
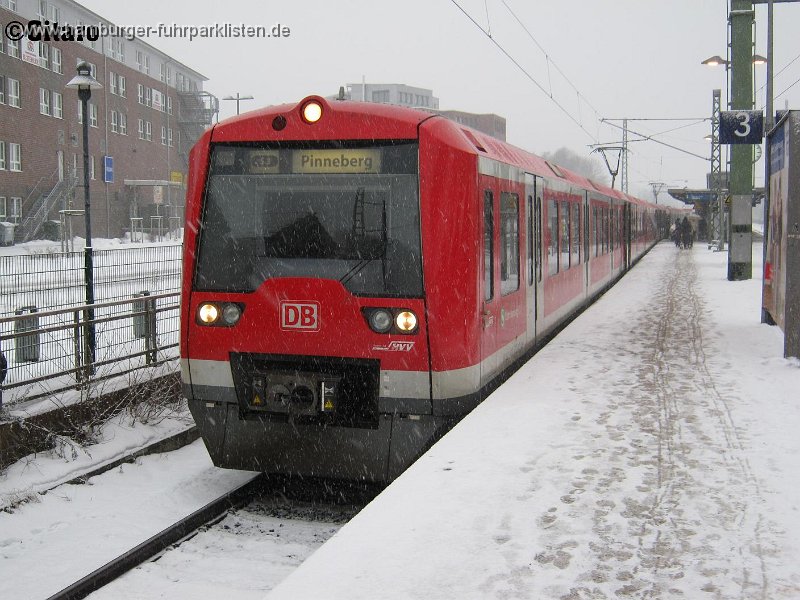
0,0 -> 217,242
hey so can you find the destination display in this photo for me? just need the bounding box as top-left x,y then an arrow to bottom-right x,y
213,144 -> 414,176
291,149 -> 381,174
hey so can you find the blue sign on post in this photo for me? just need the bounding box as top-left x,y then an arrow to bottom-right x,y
103,155 -> 113,183
720,110 -> 764,145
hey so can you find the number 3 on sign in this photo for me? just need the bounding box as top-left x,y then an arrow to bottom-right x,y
734,111 -> 751,138
719,110 -> 763,145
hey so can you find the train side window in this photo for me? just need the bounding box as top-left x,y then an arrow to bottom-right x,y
593,206 -> 598,257
500,192 -> 520,295
526,195 -> 533,286
572,202 -> 580,265
548,199 -> 558,275
560,200 -> 570,270
484,190 -> 494,302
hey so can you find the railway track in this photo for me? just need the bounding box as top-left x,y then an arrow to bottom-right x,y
46,475 -> 266,600
40,461 -> 380,600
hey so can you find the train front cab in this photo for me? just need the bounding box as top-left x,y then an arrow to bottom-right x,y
181,101 -> 475,483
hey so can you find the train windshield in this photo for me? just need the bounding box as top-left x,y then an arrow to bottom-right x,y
195,142 -> 422,297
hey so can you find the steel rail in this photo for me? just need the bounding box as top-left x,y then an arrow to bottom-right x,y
45,474 -> 265,600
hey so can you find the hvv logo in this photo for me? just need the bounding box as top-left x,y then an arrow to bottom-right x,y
280,302 -> 320,331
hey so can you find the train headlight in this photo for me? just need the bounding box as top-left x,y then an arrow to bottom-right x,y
222,303 -> 242,325
197,303 -> 219,325
367,309 -> 393,334
197,302 -> 244,326
301,100 -> 323,124
395,311 -> 418,333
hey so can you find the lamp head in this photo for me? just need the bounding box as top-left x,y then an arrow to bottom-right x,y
66,62 -> 103,92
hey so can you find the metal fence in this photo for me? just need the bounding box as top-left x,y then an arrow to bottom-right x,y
0,244 -> 182,314
0,244 -> 182,407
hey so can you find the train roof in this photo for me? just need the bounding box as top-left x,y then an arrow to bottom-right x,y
212,96 -> 674,213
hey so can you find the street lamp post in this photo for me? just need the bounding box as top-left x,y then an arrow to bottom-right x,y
66,62 -> 103,370
222,92 -> 254,115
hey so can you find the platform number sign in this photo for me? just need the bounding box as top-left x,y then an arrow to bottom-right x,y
720,110 -> 764,145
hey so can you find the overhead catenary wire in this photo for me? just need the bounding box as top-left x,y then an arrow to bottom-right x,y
499,0 -> 605,122
449,0 -> 713,167
449,0 -> 600,144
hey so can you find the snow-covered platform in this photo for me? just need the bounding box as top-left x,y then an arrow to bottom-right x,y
269,242 -> 800,600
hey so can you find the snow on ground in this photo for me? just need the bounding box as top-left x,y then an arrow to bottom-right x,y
0,408 -> 194,510
269,242 -> 800,600
89,510 -> 341,600
0,434 -> 258,600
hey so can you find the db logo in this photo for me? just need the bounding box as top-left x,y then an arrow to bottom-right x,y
280,302 -> 320,331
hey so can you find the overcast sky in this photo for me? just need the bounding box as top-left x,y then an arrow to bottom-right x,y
79,0 -> 800,201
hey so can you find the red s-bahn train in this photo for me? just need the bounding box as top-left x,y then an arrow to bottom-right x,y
180,95 -> 674,482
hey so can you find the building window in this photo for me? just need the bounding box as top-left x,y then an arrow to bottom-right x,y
137,83 -> 144,104
145,87 -> 152,107
89,103 -> 98,127
145,121 -> 152,141
9,143 -> 21,171
38,42 -> 49,69
9,78 -> 20,107
39,88 -> 50,115
167,96 -> 173,115
0,75 -> 5,104
118,75 -> 126,97
52,91 -> 62,118
51,47 -> 62,73
161,126 -> 167,145
0,142 -> 5,169
110,110 -> 118,133
8,38 -> 20,58
119,114 -> 127,135
160,62 -> 166,82
138,118 -> 144,139
89,155 -> 95,180
371,90 -> 389,103
136,50 -> 143,71
110,72 -> 118,95
167,128 -> 173,147
77,100 -> 82,124
10,197 -> 22,223
0,197 -> 5,220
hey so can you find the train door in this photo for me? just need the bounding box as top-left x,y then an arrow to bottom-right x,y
480,188 -> 498,386
524,173 -> 539,345
584,192 -> 590,292
609,199 -> 616,271
623,203 -> 632,269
